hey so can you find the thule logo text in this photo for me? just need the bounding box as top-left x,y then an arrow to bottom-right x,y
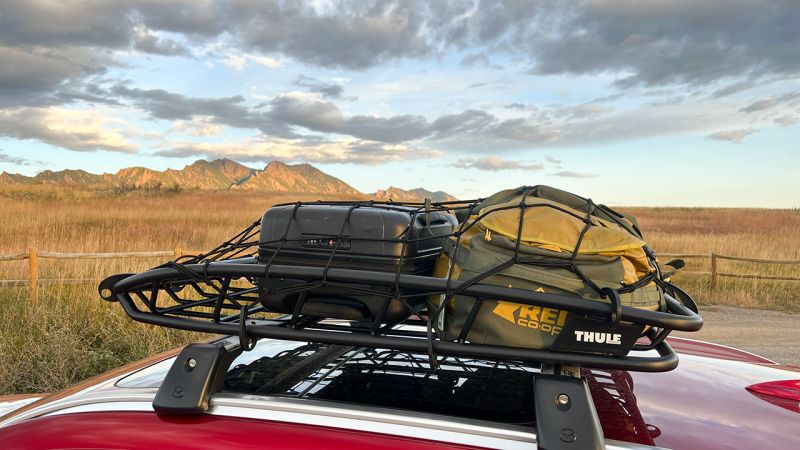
574,330 -> 622,345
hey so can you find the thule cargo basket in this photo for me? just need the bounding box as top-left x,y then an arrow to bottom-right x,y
99,195 -> 702,374
99,193 -> 703,450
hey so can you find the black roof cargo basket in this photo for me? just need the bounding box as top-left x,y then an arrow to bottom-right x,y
98,195 -> 703,450
100,258 -> 700,371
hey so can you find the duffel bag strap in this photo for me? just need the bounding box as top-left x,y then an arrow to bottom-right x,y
653,276 -> 699,314
660,281 -> 699,313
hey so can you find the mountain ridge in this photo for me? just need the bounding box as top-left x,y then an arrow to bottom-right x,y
0,158 -> 456,202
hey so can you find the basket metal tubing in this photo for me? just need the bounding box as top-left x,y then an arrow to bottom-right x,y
113,289 -> 679,372
112,261 -> 703,332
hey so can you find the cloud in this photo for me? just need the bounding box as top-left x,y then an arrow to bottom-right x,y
460,52 -> 492,68
545,155 -> 562,164
232,1 -> 432,70
708,128 -> 758,143
109,84 -> 293,137
774,115 -> 799,127
221,54 -> 282,71
155,136 -> 444,165
452,156 -> 544,171
551,170 -> 597,179
90,80 -> 793,155
293,75 -> 345,99
267,94 -> 430,142
428,110 -> 560,150
0,1 -> 135,48
0,0 -> 797,171
712,80 -> 757,98
520,0 -> 800,88
0,150 -> 34,166
739,92 -> 800,113
168,116 -> 222,136
2,0 -> 799,87
565,103 -> 614,119
428,0 -> 800,89
0,107 -> 137,153
132,27 -> 191,57
0,46 -> 107,107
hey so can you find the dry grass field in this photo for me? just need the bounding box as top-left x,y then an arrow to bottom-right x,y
624,207 -> 800,312
0,189 -> 798,395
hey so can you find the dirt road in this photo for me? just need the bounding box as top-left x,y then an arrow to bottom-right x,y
673,305 -> 800,366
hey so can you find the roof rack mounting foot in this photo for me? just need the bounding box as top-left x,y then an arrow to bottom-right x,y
533,373 -> 605,450
153,342 -> 242,415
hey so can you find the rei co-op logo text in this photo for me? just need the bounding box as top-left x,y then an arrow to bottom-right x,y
492,301 -> 568,335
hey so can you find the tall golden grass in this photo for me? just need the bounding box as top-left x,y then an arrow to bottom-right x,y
0,190 -> 798,395
0,190 -> 353,395
623,207 -> 800,312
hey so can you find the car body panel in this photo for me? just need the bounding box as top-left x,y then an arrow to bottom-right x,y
666,336 -> 780,365
0,411 -> 491,450
596,353 -> 800,449
1,336 -> 797,449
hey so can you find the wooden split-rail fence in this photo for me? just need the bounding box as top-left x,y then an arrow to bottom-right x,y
0,248 -> 799,303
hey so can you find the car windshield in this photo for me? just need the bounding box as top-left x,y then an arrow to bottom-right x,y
221,340 -> 539,426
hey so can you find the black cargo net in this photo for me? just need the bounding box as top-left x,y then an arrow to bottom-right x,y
104,186 -> 699,368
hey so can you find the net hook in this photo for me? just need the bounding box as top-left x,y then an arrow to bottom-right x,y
599,287 -> 622,325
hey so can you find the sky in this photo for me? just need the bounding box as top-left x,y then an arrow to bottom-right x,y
0,0 -> 798,207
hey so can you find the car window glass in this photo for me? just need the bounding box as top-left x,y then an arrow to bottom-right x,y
222,343 -> 539,426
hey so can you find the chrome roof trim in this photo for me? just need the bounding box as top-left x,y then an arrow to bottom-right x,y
0,397 -> 42,417
212,393 -> 537,447
208,395 -> 662,450
1,389 -> 662,449
0,390 -> 157,427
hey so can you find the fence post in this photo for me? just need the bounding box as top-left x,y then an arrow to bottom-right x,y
710,253 -> 718,290
28,247 -> 39,303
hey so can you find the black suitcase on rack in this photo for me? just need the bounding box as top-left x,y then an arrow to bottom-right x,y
257,203 -> 457,324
